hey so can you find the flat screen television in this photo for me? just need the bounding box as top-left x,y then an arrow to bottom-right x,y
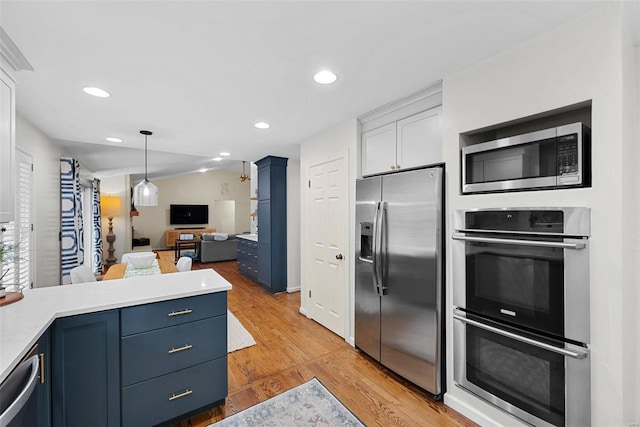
170,204 -> 209,225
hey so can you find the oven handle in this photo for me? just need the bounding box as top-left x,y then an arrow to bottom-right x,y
453,313 -> 588,359
451,233 -> 586,249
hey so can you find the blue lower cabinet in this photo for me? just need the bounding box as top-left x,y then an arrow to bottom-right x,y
121,293 -> 228,426
237,239 -> 259,281
48,293 -> 227,427
121,357 -> 228,427
51,310 -> 120,427
36,328 -> 51,427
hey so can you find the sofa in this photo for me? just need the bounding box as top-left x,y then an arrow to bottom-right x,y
199,233 -> 237,263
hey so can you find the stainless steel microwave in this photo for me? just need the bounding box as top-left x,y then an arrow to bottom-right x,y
461,122 -> 590,194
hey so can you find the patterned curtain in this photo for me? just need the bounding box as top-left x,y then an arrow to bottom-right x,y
92,179 -> 104,275
60,158 -> 84,284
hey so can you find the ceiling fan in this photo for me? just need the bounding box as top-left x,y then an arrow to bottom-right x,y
240,161 -> 250,182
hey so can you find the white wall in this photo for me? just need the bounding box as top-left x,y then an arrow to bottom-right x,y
132,169 -> 251,249
299,119 -> 359,342
620,22 -> 639,427
15,114 -> 62,287
442,4 -> 637,426
286,159 -> 301,292
634,44 -> 640,427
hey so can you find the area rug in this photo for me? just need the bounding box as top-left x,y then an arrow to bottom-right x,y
228,310 -> 256,353
209,377 -> 364,426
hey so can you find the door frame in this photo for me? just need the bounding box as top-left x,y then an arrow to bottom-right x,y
301,149 -> 353,342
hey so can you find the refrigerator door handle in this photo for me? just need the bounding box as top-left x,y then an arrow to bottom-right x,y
377,201 -> 387,294
372,201 -> 381,295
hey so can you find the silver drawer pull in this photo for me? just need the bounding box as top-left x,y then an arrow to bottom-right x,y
169,389 -> 193,401
168,309 -> 192,317
168,344 -> 193,354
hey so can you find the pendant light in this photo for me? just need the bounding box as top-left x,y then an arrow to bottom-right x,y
240,161 -> 250,182
133,130 -> 158,206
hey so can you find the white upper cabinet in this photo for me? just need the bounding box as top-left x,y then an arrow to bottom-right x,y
359,82 -> 443,177
396,107 -> 442,171
361,122 -> 397,176
361,105 -> 443,177
0,68 -> 16,223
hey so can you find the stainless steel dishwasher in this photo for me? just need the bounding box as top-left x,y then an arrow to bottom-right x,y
0,345 -> 40,426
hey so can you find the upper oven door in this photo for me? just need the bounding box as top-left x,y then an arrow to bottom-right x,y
452,211 -> 590,344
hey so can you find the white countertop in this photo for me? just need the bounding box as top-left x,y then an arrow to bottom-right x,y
237,233 -> 258,242
0,268 -> 232,383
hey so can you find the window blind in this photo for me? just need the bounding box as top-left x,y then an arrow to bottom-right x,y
1,152 -> 32,290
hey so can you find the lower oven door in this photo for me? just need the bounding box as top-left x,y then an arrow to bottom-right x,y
453,309 -> 590,427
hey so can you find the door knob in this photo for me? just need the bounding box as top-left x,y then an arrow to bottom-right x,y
335,254 -> 344,260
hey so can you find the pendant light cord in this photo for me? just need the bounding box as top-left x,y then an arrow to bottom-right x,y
144,134 -> 148,180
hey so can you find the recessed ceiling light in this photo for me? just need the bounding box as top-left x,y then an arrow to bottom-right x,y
82,86 -> 110,98
219,152 -> 231,157
314,70 -> 337,84
254,122 -> 270,129
212,157 -> 223,161
106,137 -> 122,143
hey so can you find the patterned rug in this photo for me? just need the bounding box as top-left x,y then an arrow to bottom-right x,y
210,377 -> 364,426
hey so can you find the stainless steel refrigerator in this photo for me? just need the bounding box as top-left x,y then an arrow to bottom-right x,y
355,166 -> 444,398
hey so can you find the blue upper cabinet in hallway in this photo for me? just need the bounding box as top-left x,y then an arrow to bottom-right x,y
256,156 -> 287,293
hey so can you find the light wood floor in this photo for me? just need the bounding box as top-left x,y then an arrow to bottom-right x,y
161,254 -> 476,426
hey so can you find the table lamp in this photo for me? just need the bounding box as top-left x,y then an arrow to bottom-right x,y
101,195 -> 121,267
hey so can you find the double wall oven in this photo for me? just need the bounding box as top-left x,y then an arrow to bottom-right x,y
452,207 -> 590,427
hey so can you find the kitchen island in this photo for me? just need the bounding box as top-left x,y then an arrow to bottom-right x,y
0,268 -> 231,426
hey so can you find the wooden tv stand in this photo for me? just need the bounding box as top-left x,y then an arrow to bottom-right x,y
165,228 -> 216,248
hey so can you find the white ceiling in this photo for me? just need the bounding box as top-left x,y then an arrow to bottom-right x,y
1,1 -> 638,181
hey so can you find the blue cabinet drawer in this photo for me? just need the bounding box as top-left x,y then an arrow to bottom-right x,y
236,251 -> 251,264
121,357 -> 227,427
121,292 -> 226,336
238,239 -> 257,251
121,315 -> 226,386
239,238 -> 257,247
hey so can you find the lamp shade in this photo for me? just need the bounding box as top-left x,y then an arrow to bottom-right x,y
100,195 -> 121,218
133,179 -> 158,206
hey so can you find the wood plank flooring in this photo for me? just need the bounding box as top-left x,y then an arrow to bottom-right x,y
162,254 -> 476,427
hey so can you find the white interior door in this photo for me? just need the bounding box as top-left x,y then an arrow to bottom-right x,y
307,156 -> 348,337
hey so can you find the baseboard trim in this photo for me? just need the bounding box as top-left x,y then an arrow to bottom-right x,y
445,393 -> 498,427
444,388 -> 526,427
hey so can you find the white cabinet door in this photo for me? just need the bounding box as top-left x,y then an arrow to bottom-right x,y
396,106 -> 442,171
0,68 -> 16,223
361,122 -> 397,176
